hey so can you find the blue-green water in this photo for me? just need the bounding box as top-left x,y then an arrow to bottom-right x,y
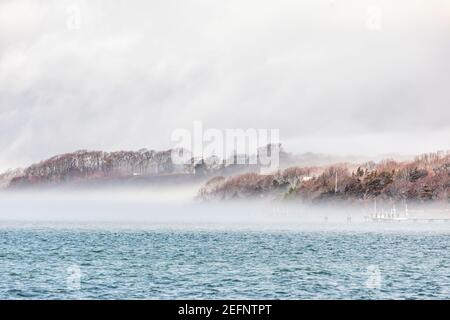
0,224 -> 449,299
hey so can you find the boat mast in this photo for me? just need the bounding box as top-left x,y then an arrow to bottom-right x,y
334,171 -> 338,194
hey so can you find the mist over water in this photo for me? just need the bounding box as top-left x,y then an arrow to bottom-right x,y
1,190 -> 449,233
1,0 -> 449,300
0,190 -> 449,299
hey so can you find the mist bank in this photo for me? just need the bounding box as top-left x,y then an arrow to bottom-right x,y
1,190 -> 449,232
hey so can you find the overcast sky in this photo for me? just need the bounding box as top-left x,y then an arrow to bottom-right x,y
1,0 -> 449,170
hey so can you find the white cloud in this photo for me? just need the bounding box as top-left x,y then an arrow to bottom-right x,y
0,0 -> 450,169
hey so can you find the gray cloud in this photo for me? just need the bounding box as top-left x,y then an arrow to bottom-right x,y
1,0 -> 450,169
